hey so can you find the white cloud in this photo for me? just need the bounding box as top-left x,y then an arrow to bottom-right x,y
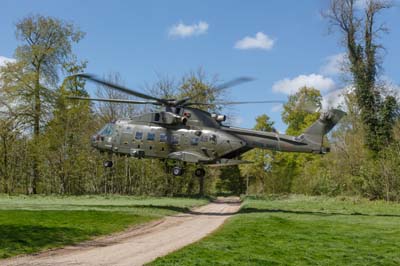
272,74 -> 335,95
0,56 -> 15,67
320,53 -> 347,76
168,21 -> 209,38
322,88 -> 346,110
234,32 -> 274,50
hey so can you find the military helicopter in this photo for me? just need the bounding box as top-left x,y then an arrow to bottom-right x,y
69,74 -> 345,178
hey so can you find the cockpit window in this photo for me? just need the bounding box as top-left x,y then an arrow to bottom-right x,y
99,123 -> 114,136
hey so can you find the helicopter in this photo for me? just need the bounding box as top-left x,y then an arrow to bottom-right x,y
69,74 -> 345,178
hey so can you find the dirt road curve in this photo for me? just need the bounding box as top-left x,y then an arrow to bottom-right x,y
1,198 -> 241,266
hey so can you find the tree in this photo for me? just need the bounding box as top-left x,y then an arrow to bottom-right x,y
42,61 -> 95,194
95,72 -> 137,123
178,68 -> 222,113
271,87 -> 322,193
0,97 -> 23,193
2,15 -> 84,193
217,166 -> 245,195
240,114 -> 275,194
282,86 -> 322,135
324,0 -> 397,152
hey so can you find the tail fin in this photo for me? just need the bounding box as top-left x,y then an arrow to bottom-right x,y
302,109 -> 346,152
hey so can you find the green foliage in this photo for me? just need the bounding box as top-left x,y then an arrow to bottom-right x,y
282,86 -> 321,135
178,68 -> 220,112
267,87 -> 322,194
240,114 -> 275,194
293,92 -> 400,200
216,166 -> 245,195
150,196 -> 400,266
0,14 -> 85,194
15,15 -> 84,83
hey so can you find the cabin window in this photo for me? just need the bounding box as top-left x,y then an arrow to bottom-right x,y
200,135 -> 208,142
154,113 -> 160,122
159,133 -> 167,142
191,137 -> 199,146
122,126 -> 133,134
135,131 -> 143,140
147,132 -> 155,141
171,135 -> 179,145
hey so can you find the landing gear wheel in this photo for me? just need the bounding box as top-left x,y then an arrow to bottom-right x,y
103,160 -> 113,168
194,168 -> 206,177
172,166 -> 184,176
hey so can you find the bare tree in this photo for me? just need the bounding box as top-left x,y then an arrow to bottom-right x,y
323,0 -> 395,151
95,72 -> 137,122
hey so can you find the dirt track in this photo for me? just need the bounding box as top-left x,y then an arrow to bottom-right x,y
1,198 -> 241,266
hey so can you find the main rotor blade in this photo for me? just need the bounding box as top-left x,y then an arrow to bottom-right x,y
68,96 -> 160,105
71,74 -> 164,103
186,100 -> 285,106
215,77 -> 255,91
187,77 -> 255,102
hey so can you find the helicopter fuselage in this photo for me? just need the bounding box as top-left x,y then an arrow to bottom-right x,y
92,107 -> 333,166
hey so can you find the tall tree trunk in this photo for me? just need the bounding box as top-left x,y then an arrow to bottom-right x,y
31,71 -> 41,194
2,136 -> 9,193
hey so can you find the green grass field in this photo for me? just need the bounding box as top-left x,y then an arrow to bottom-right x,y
0,194 -> 208,258
150,195 -> 400,266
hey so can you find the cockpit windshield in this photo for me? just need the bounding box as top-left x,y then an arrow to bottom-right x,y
99,123 -> 114,136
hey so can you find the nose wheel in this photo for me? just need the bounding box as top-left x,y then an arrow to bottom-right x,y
172,166 -> 184,176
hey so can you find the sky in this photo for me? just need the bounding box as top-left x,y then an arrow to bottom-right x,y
0,0 -> 399,132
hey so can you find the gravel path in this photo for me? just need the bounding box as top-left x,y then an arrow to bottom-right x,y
1,197 -> 241,266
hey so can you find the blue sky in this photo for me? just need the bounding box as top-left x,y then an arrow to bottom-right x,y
1,0 -> 399,132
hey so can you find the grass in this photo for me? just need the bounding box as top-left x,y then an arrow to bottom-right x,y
0,194 -> 208,259
150,195 -> 400,266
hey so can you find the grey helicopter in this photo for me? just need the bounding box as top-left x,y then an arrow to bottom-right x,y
69,74 -> 345,178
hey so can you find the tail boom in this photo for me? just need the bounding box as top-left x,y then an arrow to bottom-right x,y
221,109 -> 345,155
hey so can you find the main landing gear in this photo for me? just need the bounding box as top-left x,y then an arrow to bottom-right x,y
171,166 -> 206,177
103,160 -> 113,168
194,168 -> 206,177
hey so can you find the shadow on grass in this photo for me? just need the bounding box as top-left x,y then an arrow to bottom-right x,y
78,204 -> 242,216
97,202 -> 240,216
240,208 -> 400,218
66,204 -> 192,213
0,225 -> 89,259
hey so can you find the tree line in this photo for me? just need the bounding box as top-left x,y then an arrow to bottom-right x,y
0,0 -> 399,200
